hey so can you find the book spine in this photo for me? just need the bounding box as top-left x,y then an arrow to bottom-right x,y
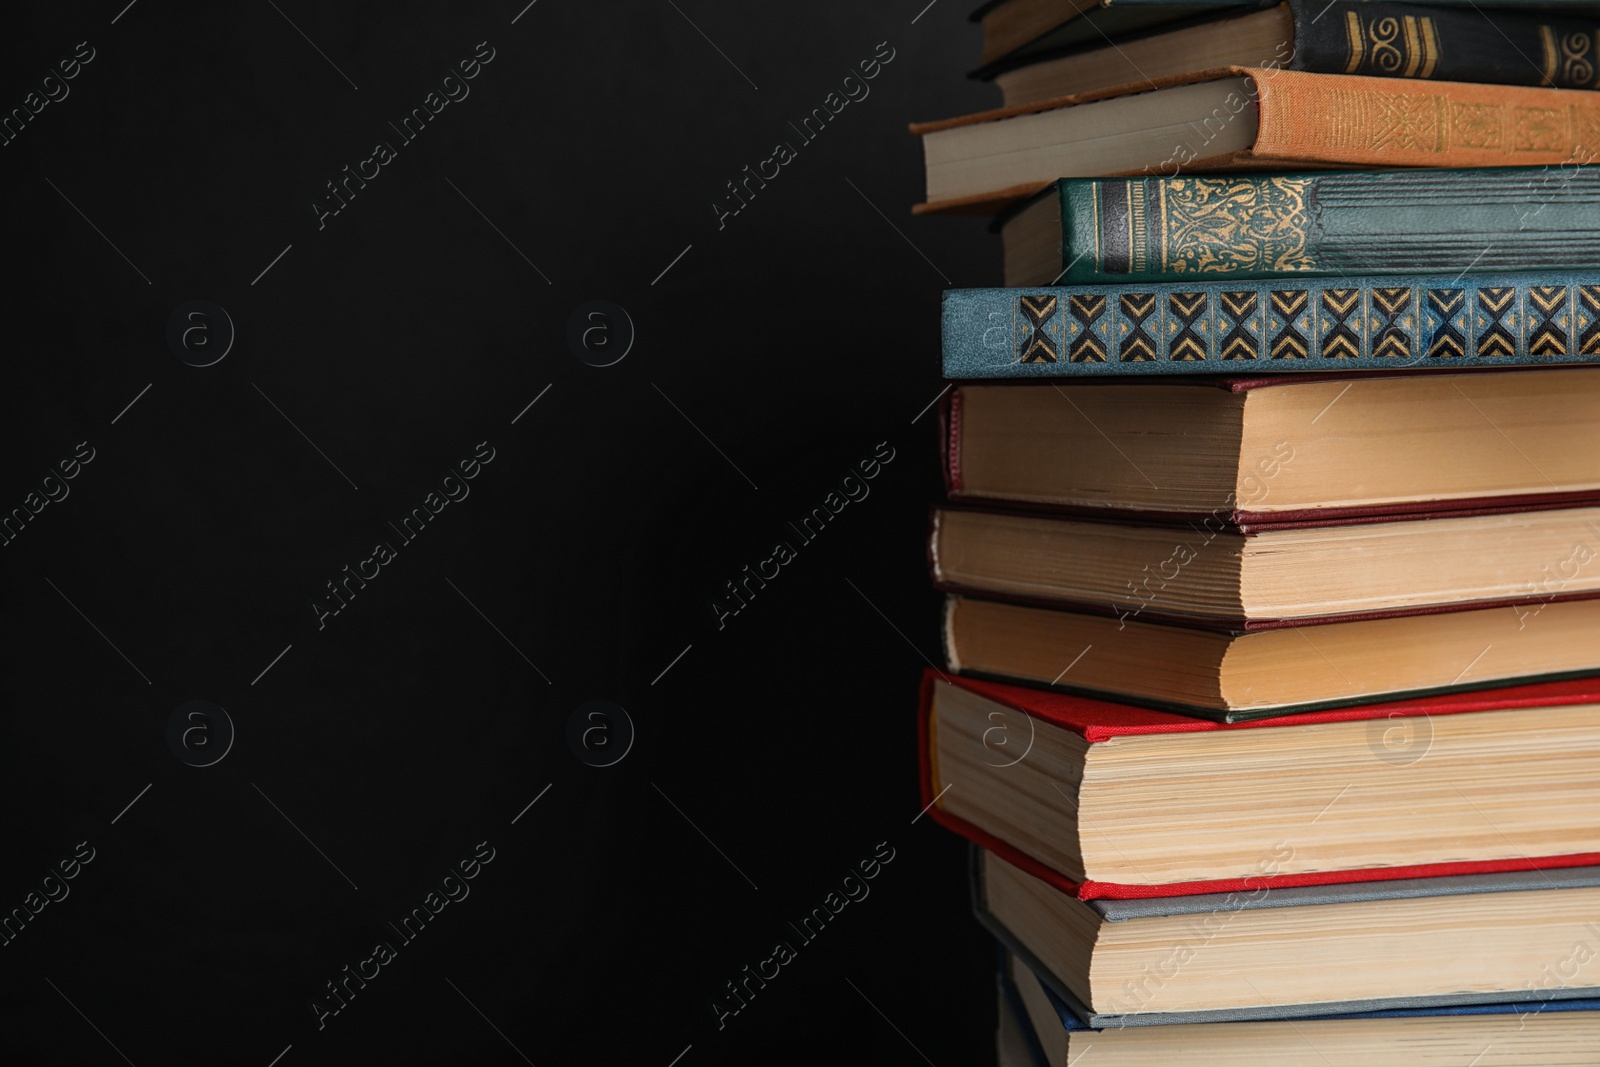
942,274 -> 1600,378
1289,0 -> 1600,89
1250,68 -> 1600,168
1057,167 -> 1600,284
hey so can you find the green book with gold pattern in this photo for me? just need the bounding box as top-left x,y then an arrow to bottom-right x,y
1000,167 -> 1600,287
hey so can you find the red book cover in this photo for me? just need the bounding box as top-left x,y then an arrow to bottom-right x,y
916,669 -> 1600,900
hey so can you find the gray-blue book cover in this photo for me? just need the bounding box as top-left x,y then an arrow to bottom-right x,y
942,274 -> 1600,378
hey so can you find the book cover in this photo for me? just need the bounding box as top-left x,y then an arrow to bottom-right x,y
940,376 -> 1600,524
981,0 -> 1600,85
927,499 -> 1600,627
973,0 -> 1600,72
1291,0 -> 1600,87
1027,167 -> 1600,284
991,890 -> 1600,1029
913,68 -> 1600,213
916,668 -> 1600,899
942,273 -> 1600,377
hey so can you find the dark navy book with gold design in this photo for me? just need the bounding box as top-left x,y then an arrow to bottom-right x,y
1001,168 -> 1600,287
943,274 -> 1600,377
973,0 -> 1600,76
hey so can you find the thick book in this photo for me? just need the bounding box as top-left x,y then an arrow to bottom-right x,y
1001,167 -> 1600,287
978,850 -> 1600,1025
988,2 -> 1600,103
998,926 -> 1600,1049
920,670 -> 1600,895
912,68 -> 1600,213
943,373 -> 1600,519
971,0 -> 1600,73
942,592 -> 1600,716
942,274 -> 1600,376
999,945 -> 1600,1058
930,501 -> 1600,623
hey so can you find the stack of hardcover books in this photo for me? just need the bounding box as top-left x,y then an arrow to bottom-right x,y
914,1 -> 1600,1062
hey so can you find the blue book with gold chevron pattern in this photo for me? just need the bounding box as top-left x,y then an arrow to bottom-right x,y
942,274 -> 1600,378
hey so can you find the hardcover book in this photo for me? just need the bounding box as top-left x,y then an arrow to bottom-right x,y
978,850 -> 1600,1025
987,1 -> 1600,103
913,68 -> 1600,213
971,0 -> 1600,72
920,669 -> 1600,893
930,501 -> 1600,623
942,592 -> 1600,716
941,274 -> 1600,376
998,929 -> 1600,1051
1000,167 -> 1600,286
942,373 -> 1600,518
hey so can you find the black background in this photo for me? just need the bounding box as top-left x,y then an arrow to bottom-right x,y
0,2 -> 1003,1064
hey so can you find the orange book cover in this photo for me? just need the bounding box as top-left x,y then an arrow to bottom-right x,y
912,67 -> 1600,213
